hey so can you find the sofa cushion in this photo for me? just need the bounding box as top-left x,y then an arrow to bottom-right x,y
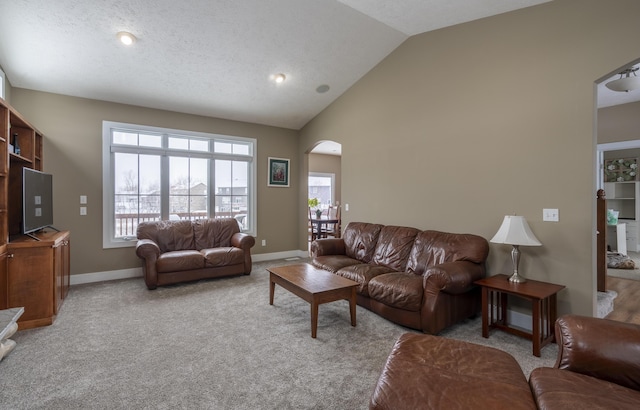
156,250 -> 205,273
529,367 -> 640,410
335,264 -> 396,297
342,222 -> 383,263
372,226 -> 419,271
193,218 -> 240,250
312,255 -> 361,273
370,333 -> 536,410
201,247 -> 245,267
368,272 -> 423,311
137,220 -> 195,253
406,230 -> 489,275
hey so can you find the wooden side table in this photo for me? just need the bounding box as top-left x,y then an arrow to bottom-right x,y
474,274 -> 565,357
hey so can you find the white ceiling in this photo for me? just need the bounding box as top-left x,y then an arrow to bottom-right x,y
0,0 -> 636,134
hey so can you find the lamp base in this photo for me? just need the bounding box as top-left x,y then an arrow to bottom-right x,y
508,272 -> 526,283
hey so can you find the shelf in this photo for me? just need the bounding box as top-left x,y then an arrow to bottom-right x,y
9,152 -> 33,165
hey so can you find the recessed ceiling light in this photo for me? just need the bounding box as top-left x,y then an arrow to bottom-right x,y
117,31 -> 136,46
273,73 -> 286,83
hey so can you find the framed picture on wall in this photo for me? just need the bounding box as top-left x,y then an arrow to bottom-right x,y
268,157 -> 290,187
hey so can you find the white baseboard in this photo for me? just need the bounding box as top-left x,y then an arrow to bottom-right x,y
70,268 -> 143,285
70,250 -> 310,285
251,249 -> 309,262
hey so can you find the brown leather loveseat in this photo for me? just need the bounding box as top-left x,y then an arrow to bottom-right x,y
310,222 -> 489,334
136,218 -> 255,289
370,315 -> 640,409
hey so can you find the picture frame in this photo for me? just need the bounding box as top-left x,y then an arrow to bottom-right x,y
268,157 -> 290,187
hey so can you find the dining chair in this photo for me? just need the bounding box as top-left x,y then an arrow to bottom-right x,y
324,205 -> 341,238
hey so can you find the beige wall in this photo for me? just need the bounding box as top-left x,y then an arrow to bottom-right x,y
308,153 -> 341,206
598,101 -> 640,144
10,90 -> 299,275
299,0 -> 640,317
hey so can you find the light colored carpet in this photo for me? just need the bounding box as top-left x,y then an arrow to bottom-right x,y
597,290 -> 618,318
0,259 -> 556,409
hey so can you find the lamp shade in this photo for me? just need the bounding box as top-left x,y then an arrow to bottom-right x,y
606,76 -> 640,92
490,215 -> 542,246
605,68 -> 640,92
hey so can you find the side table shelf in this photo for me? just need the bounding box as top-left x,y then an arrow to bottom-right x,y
474,274 -> 566,357
0,307 -> 24,362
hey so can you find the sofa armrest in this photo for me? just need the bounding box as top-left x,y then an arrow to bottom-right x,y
231,232 -> 256,250
423,261 -> 485,295
135,239 -> 161,289
136,239 -> 160,260
555,314 -> 640,391
310,238 -> 346,257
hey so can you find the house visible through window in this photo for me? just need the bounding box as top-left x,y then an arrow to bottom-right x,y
102,121 -> 256,248
308,173 -> 334,210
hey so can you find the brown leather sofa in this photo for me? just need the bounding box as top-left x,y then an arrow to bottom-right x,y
136,218 -> 255,289
369,315 -> 640,409
310,222 -> 489,334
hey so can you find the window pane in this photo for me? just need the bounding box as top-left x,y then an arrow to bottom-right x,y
214,141 -> 232,154
308,175 -> 332,209
189,158 -> 208,218
169,156 -> 208,219
114,195 -> 138,238
190,139 -> 209,152
139,133 -> 162,148
233,143 -> 250,155
168,137 -> 189,150
113,131 -> 138,146
139,155 -> 161,217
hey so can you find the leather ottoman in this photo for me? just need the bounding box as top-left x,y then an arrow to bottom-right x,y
369,333 -> 536,410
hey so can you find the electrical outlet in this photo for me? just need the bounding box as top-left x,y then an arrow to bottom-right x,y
262,239 -> 266,246
80,206 -> 87,216
80,195 -> 87,204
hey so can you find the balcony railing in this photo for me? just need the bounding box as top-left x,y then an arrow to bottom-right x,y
115,211 -> 246,238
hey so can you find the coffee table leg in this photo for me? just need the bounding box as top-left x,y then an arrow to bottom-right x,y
349,288 -> 356,327
269,273 -> 275,305
311,300 -> 318,338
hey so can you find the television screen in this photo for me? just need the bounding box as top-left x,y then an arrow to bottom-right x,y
22,168 -> 54,234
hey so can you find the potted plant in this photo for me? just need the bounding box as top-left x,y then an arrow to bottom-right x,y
308,198 -> 322,218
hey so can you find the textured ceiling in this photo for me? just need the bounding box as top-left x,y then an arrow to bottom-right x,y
1,1 -> 632,132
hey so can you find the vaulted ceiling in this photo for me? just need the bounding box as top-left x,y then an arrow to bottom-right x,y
0,1 -> 635,131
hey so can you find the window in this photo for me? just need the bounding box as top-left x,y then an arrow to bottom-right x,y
102,121 -> 256,248
308,173 -> 335,210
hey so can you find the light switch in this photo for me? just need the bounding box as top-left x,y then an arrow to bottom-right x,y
80,195 -> 87,204
80,206 -> 87,216
345,203 -> 349,211
543,208 -> 559,222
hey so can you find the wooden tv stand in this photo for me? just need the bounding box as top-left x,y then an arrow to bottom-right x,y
5,230 -> 71,330
0,98 -> 70,330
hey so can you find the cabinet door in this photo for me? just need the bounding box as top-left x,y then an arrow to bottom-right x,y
62,237 -> 70,299
53,234 -> 71,313
7,246 -> 53,322
53,242 -> 63,314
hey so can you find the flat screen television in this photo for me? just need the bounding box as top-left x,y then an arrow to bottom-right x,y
22,168 -> 54,234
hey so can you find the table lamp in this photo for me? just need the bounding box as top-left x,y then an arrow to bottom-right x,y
490,215 -> 542,283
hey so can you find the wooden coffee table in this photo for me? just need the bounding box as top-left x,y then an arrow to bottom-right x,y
268,263 -> 358,338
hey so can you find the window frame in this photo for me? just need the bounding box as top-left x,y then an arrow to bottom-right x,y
102,120 -> 257,248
